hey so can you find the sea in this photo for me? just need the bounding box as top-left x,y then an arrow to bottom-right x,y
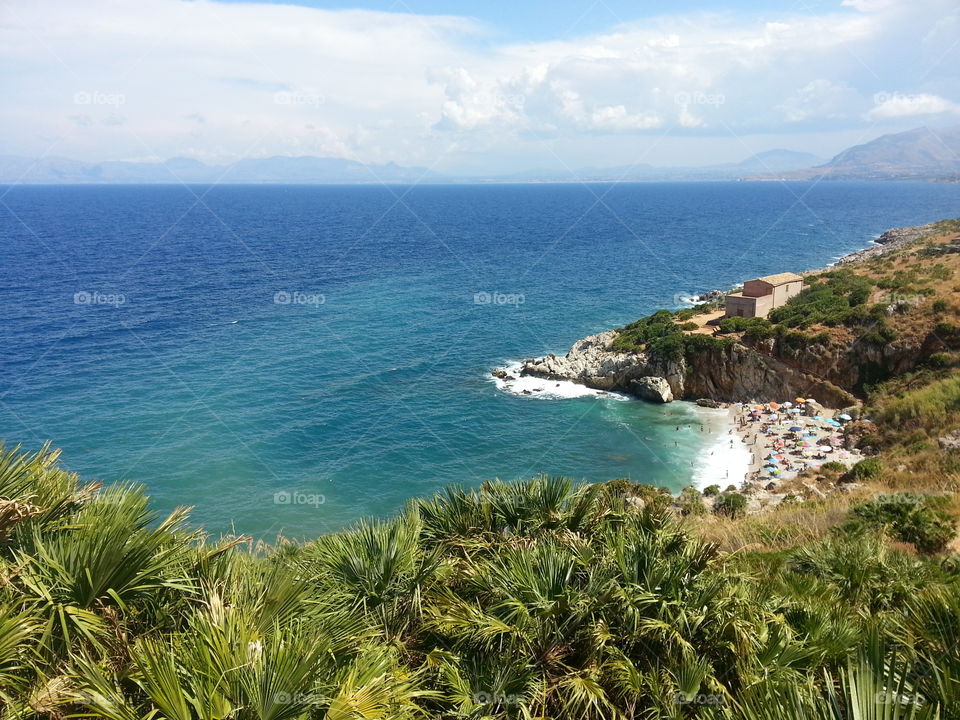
1,181 -> 959,538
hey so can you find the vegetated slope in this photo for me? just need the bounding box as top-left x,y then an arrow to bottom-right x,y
0,439 -> 958,718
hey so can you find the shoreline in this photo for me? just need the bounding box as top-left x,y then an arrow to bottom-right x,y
727,400 -> 864,509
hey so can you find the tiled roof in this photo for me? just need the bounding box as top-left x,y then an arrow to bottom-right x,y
755,272 -> 803,286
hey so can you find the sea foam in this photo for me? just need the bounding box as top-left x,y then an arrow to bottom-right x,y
492,362 -> 631,401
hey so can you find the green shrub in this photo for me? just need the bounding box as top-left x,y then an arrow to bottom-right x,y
680,321 -> 699,331
928,352 -> 951,368
820,461 -> 847,473
702,484 -> 721,497
932,299 -> 949,314
713,492 -> 747,519
845,457 -> 883,482
844,495 -> 955,554
678,487 -> 707,516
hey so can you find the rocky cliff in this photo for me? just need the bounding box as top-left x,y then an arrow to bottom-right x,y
515,330 -> 857,407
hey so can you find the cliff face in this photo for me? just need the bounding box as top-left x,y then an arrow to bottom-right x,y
519,331 -> 858,406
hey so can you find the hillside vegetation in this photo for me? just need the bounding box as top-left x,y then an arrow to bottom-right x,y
0,442 -> 959,719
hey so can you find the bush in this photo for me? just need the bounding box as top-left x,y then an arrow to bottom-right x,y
680,321 -> 699,331
845,457 -> 883,482
845,495 -> 955,554
713,492 -> 747,519
678,487 -> 707,516
768,270 -> 876,329
928,352 -> 951,368
932,299 -> 949,314
702,484 -> 721,497
820,461 -> 847,473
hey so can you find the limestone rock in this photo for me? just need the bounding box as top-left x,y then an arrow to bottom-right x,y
631,376 -> 674,403
938,429 -> 960,451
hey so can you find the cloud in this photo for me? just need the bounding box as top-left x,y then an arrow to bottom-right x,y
777,80 -> 860,123
0,0 -> 957,171
867,92 -> 960,119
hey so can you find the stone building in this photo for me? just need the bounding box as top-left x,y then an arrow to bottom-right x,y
724,272 -> 804,319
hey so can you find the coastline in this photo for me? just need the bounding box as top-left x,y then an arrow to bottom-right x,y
688,403 -> 752,490
493,220 -> 939,507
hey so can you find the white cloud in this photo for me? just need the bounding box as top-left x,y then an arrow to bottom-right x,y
777,80 -> 860,123
867,92 -> 960,119
0,0 -> 957,171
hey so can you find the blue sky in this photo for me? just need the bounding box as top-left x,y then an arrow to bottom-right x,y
2,0 -> 958,173
215,0 -> 801,41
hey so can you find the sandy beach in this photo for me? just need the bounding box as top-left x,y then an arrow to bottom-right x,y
729,399 -> 864,499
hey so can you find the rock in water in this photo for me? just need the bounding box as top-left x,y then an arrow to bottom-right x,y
696,398 -> 722,408
631,376 -> 674,403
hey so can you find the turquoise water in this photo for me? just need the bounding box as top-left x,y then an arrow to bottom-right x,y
1,181 -> 958,537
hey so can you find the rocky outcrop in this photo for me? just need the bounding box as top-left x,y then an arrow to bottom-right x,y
826,222 -> 939,267
938,429 -> 960,451
520,331 -> 650,390
631,376 -> 673,403
518,331 -> 855,406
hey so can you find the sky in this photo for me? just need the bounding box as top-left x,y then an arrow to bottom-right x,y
1,0 -> 959,175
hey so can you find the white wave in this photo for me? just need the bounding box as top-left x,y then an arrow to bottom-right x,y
687,406 -> 752,490
491,362 -> 631,401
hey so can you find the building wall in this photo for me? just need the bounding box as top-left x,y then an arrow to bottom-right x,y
771,280 -> 804,307
725,295 -> 755,317
753,294 -> 774,317
743,279 -> 774,298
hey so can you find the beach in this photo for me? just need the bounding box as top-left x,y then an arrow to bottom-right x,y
729,399 -> 864,503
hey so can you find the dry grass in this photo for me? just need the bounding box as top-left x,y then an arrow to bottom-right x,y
687,493 -> 863,554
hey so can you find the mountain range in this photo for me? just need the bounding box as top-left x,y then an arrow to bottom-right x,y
2,126 -> 957,184
746,125 -> 960,182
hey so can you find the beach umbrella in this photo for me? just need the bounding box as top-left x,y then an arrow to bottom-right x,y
838,413 -> 852,421
764,465 -> 777,471
783,401 -> 793,408
826,419 -> 842,427
768,402 -> 781,410
795,397 -> 806,403
818,445 -> 832,452
789,425 -> 803,432
788,407 -> 802,414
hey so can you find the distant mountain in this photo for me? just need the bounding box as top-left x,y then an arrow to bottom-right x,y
0,154 -> 440,184
0,145 -> 864,185
748,126 -> 960,181
730,149 -> 824,173
486,149 -> 824,183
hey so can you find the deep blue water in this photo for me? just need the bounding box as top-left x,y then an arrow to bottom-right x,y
1,182 -> 958,537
